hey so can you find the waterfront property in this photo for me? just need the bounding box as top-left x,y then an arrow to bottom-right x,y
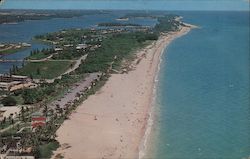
76,44 -> 88,50
0,74 -> 35,91
0,43 -> 31,56
0,74 -> 30,83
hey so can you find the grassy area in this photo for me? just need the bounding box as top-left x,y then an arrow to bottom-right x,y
154,15 -> 180,33
38,141 -> 59,158
0,122 -> 20,136
76,32 -> 155,73
27,52 -> 50,60
0,120 -> 13,130
12,95 -> 24,105
35,29 -> 92,45
17,61 -> 74,79
0,47 -> 29,56
52,48 -> 86,60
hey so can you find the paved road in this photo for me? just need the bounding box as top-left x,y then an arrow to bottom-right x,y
0,73 -> 101,132
50,72 -> 101,110
33,54 -> 88,83
62,54 -> 87,76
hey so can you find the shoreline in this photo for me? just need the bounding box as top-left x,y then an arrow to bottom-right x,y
52,25 -> 195,159
138,25 -> 195,159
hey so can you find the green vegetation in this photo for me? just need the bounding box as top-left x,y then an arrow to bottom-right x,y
1,96 -> 17,106
28,52 -> 49,60
12,95 -> 24,105
52,48 -> 86,60
38,141 -> 59,158
35,29 -> 94,46
35,29 -> 92,60
17,61 -> 74,79
120,13 -> 181,33
10,74 -> 83,105
21,87 -> 53,104
98,22 -> 141,27
27,48 -> 54,60
76,32 -> 156,73
0,116 -> 14,130
0,47 -> 28,56
9,64 -> 21,75
154,15 -> 180,33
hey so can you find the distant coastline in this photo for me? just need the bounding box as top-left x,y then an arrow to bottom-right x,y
0,10 -> 105,24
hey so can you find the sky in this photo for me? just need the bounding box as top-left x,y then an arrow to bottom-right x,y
0,0 -> 249,11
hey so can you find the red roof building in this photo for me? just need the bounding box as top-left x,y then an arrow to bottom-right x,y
31,112 -> 46,128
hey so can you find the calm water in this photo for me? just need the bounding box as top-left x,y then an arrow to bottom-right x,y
153,11 -> 250,159
0,11 -> 157,73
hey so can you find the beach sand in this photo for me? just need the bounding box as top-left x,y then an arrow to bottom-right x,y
52,26 -> 193,159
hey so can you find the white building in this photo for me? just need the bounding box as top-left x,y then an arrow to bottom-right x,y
76,44 -> 88,50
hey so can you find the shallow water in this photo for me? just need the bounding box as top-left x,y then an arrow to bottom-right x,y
0,11 -> 157,73
153,11 -> 250,159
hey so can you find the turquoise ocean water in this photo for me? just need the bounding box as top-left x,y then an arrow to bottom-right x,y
152,11 -> 250,159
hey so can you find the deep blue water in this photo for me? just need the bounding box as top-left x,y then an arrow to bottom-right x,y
154,11 -> 250,159
0,11 -> 157,73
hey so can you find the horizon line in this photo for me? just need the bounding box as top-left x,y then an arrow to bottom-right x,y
0,8 -> 249,11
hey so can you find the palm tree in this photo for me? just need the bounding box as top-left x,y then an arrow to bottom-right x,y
43,105 -> 48,116
20,106 -> 25,122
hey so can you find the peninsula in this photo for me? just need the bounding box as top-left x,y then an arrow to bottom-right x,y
0,43 -> 31,56
52,17 -> 196,158
0,13 -> 195,159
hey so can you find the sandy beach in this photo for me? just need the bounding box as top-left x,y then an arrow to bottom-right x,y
52,25 -> 194,159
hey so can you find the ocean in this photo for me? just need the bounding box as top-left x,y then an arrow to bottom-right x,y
151,11 -> 250,159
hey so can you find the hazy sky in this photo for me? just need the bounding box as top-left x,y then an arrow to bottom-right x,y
0,0 -> 249,11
